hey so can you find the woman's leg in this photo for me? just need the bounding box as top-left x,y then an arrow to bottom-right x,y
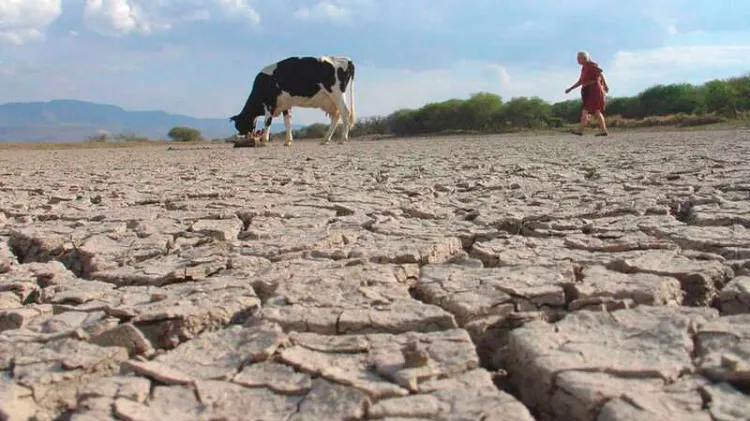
574,86 -> 592,135
579,109 -> 590,133
594,111 -> 608,135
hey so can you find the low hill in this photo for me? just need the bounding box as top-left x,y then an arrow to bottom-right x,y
0,99 -> 303,142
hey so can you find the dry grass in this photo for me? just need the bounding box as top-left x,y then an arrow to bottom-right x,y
606,113 -> 726,128
607,111 -> 747,128
565,112 -> 749,134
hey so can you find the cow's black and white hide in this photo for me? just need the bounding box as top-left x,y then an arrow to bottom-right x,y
230,55 -> 356,146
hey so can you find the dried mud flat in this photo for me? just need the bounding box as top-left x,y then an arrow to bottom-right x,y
1,130 -> 750,421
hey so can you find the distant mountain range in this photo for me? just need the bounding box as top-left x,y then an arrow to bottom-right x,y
0,99 -> 305,143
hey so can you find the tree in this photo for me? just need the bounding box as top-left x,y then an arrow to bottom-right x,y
458,92 -> 503,131
85,132 -> 108,143
412,99 -> 464,133
350,116 -> 389,137
638,83 -> 700,116
167,126 -> 203,142
606,96 -> 642,119
387,109 -> 418,136
701,79 -> 739,117
501,97 -> 552,129
550,99 -> 583,123
726,74 -> 750,111
293,123 -> 329,139
113,132 -> 149,142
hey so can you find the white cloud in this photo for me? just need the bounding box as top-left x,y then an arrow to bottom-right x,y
82,0 -> 257,37
495,67 -> 577,104
0,28 -> 44,45
0,0 -> 62,45
83,0 -> 154,36
294,1 -> 350,24
181,8 -> 211,22
0,61 -> 16,76
607,45 -> 750,91
612,45 -> 750,72
215,0 -> 260,26
488,64 -> 512,87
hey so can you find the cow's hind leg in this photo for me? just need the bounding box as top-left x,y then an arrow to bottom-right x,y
283,110 -> 293,146
320,111 -> 341,145
332,92 -> 351,144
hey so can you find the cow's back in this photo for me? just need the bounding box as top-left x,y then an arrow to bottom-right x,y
268,57 -> 334,98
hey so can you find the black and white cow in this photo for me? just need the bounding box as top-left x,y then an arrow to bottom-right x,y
230,55 -> 356,146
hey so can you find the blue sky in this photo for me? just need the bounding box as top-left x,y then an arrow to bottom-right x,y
1,0 -> 749,125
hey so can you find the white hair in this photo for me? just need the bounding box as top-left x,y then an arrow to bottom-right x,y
577,50 -> 591,61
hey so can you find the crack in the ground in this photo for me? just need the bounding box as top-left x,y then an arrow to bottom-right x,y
235,211 -> 253,232
4,134 -> 750,421
52,410 -> 74,421
669,199 -> 696,224
403,265 -> 544,415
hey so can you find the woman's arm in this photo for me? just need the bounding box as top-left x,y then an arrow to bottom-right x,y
566,79 -> 598,93
565,80 -> 582,93
567,78 -> 605,93
566,65 -> 596,93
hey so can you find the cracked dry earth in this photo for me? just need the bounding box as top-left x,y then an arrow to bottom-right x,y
1,130 -> 750,421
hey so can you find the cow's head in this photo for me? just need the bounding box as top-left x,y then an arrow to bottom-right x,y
229,114 -> 253,136
229,114 -> 264,141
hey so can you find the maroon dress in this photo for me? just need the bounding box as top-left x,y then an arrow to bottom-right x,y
579,61 -> 606,114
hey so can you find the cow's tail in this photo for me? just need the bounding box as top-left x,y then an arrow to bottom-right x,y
348,60 -> 356,128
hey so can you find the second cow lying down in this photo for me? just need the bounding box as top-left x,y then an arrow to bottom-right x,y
230,55 -> 356,147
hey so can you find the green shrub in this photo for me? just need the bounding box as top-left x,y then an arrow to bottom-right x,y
167,126 -> 203,142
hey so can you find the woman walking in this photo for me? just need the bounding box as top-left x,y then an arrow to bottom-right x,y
565,51 -> 609,136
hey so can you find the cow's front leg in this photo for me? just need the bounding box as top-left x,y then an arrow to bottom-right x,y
261,114 -> 273,145
283,110 -> 293,146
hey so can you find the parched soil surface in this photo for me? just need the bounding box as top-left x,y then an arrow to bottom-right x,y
1,130 -> 750,421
